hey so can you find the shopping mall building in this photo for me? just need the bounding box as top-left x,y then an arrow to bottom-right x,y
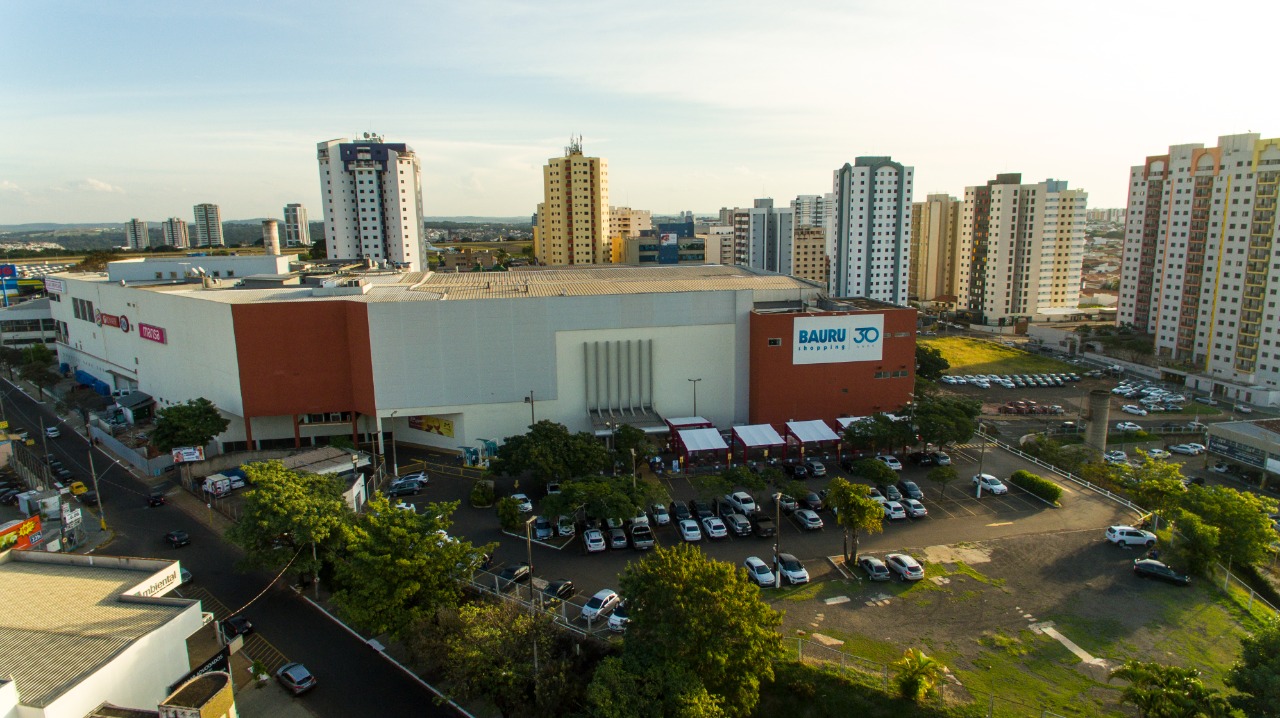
45,256 -> 915,457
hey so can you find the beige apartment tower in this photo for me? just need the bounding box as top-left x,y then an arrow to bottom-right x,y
534,137 -> 610,266
792,226 -> 829,286
910,194 -> 960,304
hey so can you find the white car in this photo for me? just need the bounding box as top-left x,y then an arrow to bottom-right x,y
876,455 -> 903,471
1104,450 -> 1128,463
901,498 -> 928,518
1145,448 -> 1171,459
725,491 -> 758,515
510,493 -> 533,513
557,515 -> 576,537
1237,405 -> 1253,414
701,516 -> 728,539
630,510 -> 650,527
743,556 -> 776,587
885,553 -> 925,581
794,509 -> 824,530
582,528 -> 607,553
777,553 -> 809,585
1121,405 -> 1149,416
1212,462 -> 1231,474
650,503 -> 671,526
971,474 -> 1008,495
1106,525 -> 1156,547
607,601 -> 630,632
1168,444 -> 1201,455
581,589 -> 620,621
44,426 -> 61,438
1186,443 -> 1206,453
1115,422 -> 1143,432
678,519 -> 703,542
883,501 -> 907,520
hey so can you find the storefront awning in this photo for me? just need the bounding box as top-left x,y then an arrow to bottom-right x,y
785,420 -> 840,444
677,428 -> 728,453
667,416 -> 712,429
732,424 -> 785,448
115,391 -> 154,410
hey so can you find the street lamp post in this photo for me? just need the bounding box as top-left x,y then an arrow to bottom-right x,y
524,515 -> 536,593
524,391 -> 536,426
688,378 -> 702,417
630,448 -> 637,491
85,448 -> 118,532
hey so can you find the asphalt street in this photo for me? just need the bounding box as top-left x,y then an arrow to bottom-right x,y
2,380 -> 458,718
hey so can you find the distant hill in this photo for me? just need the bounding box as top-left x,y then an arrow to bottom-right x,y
0,223 -> 122,232
425,216 -> 532,225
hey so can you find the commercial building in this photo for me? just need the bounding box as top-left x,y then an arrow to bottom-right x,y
0,551 -> 207,718
791,194 -> 829,229
791,226 -> 828,286
704,225 -> 734,266
283,203 -> 311,247
957,174 -> 1087,326
0,297 -> 58,348
609,207 -> 652,241
744,199 -> 794,275
909,194 -> 959,304
1117,134 -> 1280,406
47,257 -> 914,456
191,204 -> 224,248
1205,419 -> 1280,485
533,137 -> 610,266
828,157 -> 913,305
317,133 -> 425,271
161,218 -> 189,249
125,219 -> 148,251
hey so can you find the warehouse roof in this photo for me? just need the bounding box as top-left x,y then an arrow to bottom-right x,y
0,553 -> 196,708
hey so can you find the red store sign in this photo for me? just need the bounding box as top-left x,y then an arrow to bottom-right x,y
139,323 -> 167,344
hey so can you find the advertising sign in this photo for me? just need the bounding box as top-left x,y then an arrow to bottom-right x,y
171,446 -> 206,463
792,314 -> 884,365
409,415 -> 455,437
139,323 -> 167,344
64,507 -> 83,529
168,646 -> 231,694
127,562 -> 181,599
94,310 -> 121,328
0,515 -> 43,552
658,232 -> 680,265
43,277 -> 66,294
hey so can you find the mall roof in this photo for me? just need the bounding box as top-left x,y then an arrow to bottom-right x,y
1210,419 -> 1280,443
0,553 -> 195,708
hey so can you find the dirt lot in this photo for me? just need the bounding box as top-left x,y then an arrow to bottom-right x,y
771,528 -> 1263,716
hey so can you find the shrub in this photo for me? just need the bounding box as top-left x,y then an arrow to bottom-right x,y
470,480 -> 495,507
496,496 -> 522,531
1009,470 -> 1063,505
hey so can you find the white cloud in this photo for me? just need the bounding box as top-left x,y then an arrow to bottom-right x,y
78,178 -> 125,193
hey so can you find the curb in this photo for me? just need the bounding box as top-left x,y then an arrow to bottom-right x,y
301,597 -> 476,718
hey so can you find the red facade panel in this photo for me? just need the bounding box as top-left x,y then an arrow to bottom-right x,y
749,308 -> 916,426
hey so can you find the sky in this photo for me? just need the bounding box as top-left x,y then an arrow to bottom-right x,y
2,0 -> 1278,225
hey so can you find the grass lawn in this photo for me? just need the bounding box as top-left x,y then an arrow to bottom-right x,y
921,337 -> 1076,375
755,661 -> 974,718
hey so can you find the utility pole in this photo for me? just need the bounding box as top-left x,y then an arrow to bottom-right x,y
87,448 -> 108,531
688,378 -> 702,416
524,390 -> 536,426
773,494 -> 782,588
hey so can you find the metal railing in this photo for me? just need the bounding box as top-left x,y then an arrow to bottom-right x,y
977,430 -> 1146,515
1211,562 -> 1279,616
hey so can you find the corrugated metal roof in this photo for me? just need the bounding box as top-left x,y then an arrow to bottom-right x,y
0,560 -> 192,708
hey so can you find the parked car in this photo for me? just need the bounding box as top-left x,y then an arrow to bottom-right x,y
743,556 -> 776,587
557,515 -> 575,537
678,519 -> 703,542
671,502 -> 693,522
496,562 -> 531,591
725,491 -> 758,515
885,553 -> 925,581
581,589 -> 620,621
68,481 -> 88,496
858,556 -> 892,581
908,451 -> 935,466
386,481 -> 422,497
275,662 -> 317,695
1106,525 -> 1156,547
630,524 -> 656,549
582,529 -> 607,553
1194,396 -> 1218,406
878,484 -> 902,502
1133,558 -> 1190,586
751,515 -> 777,537
542,579 -> 577,606
883,501 -> 907,520
775,493 -> 799,514
724,513 -> 752,537
1185,443 -> 1206,453
1168,444 -> 1200,455
688,499 -> 714,520
608,527 -> 629,549
784,463 -> 809,479
794,509 -> 824,530
544,481 -> 561,496
777,553 -> 809,585
702,516 -> 729,539
971,474 -> 1008,495
510,493 -> 533,513
221,616 -> 254,639
607,601 -> 631,632
533,516 -> 553,540
897,481 -> 923,500
930,451 -> 952,466
800,491 -> 824,511
1115,421 -> 1143,432
1146,448 -> 1171,459
394,471 -> 428,486
44,426 -> 61,438
165,530 -> 190,548
651,503 -> 671,526
901,498 -> 928,518
876,455 -> 903,471
1212,462 -> 1231,474
78,490 -> 99,506
804,460 -> 827,477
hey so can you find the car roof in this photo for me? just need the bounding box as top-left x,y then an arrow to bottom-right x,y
745,556 -> 767,567
591,588 -> 617,599
861,556 -> 886,565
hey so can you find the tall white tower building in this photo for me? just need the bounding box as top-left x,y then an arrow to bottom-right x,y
284,203 -> 311,247
161,217 -> 189,248
317,133 -> 425,270
192,204 -> 224,247
828,157 -> 913,304
744,199 -> 794,275
124,219 -> 148,251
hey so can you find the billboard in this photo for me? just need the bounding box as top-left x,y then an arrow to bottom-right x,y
409,415 -> 455,437
658,233 -> 680,264
0,515 -> 43,552
171,446 -> 206,463
44,277 -> 66,294
792,314 -> 884,365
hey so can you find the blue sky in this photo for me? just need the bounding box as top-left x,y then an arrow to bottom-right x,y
2,0 -> 1277,224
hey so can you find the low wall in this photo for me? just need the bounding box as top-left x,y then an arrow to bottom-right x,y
1080,352 -> 1163,380
186,449 -> 293,478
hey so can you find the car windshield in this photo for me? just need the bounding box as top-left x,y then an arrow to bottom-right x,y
587,597 -> 603,608
781,558 -> 800,570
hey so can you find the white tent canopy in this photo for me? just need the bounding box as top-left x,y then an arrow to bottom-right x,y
835,416 -> 872,429
785,419 -> 840,443
677,428 -> 729,453
667,416 -> 711,428
732,424 -> 785,448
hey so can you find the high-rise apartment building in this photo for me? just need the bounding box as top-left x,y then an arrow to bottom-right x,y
124,219 -> 148,251
609,207 -> 652,240
705,226 -> 734,266
957,174 -> 1086,325
192,204 -> 224,247
792,226 -> 829,286
317,133 -> 425,270
791,194 -> 828,228
731,208 -> 750,265
161,217 -> 189,248
1118,134 -> 1280,403
910,194 -> 960,303
284,203 -> 311,246
533,137 -> 609,266
744,199 -> 794,275
828,157 -> 913,304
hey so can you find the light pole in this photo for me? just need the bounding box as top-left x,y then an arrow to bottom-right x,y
688,378 -> 702,417
630,448 -> 637,491
86,448 -> 119,532
524,390 -> 536,426
976,421 -> 988,479
524,515 -> 536,590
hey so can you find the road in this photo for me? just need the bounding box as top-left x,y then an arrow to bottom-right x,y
1,380 -> 457,718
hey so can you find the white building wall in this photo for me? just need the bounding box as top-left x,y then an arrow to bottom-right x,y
829,159 -> 913,304
317,137 -> 424,271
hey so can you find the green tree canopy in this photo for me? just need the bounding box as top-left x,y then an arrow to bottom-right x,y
915,345 -> 949,381
1110,660 -> 1235,718
489,420 -> 610,488
440,601 -> 560,718
1129,454 -> 1188,530
853,457 -> 898,486
1169,508 -> 1220,576
18,361 -> 59,401
587,657 -> 727,718
824,477 -> 884,563
225,461 -> 350,579
150,398 -> 231,452
541,474 -> 642,524
613,424 -> 657,474
914,395 -> 981,447
1228,619 -> 1280,717
1180,484 -> 1277,566
927,465 -> 959,498
330,495 -> 492,639
618,544 -> 783,717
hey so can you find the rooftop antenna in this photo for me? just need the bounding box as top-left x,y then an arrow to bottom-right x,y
565,134 -> 583,157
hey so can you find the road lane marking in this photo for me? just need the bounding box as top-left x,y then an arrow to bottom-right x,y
986,521 -> 1014,527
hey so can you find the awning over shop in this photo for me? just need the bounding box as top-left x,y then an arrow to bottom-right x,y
784,420 -> 840,444
677,428 -> 728,454
666,416 -> 713,431
115,391 -> 154,410
732,424 -> 785,448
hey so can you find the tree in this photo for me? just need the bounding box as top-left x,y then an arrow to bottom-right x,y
892,648 -> 947,703
489,420 -> 610,488
1169,508 -> 1220,577
613,424 -> 657,475
914,395 -> 981,447
1228,619 -> 1280,717
0,346 -> 24,378
1129,454 -> 1188,530
618,544 -> 783,717
72,250 -> 118,272
150,397 -> 231,452
1110,660 -> 1234,718
440,600 -> 560,718
1180,484 -> 1278,566
587,657 -> 727,718
19,361 -> 59,401
853,458 -> 898,487
928,465 -> 958,498
226,461 -> 350,580
824,477 -> 884,563
915,345 -> 949,381
841,414 -> 914,453
330,495 -> 492,640
495,495 -> 523,531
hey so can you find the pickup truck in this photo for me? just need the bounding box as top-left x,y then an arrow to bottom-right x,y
751,515 -> 777,538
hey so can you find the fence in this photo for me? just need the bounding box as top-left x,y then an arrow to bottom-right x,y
977,430 -> 1147,515
464,567 -> 614,642
1211,562 -> 1280,616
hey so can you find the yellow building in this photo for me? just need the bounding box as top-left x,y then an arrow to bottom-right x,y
534,137 -> 610,266
910,194 -> 960,304
791,226 -> 828,286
